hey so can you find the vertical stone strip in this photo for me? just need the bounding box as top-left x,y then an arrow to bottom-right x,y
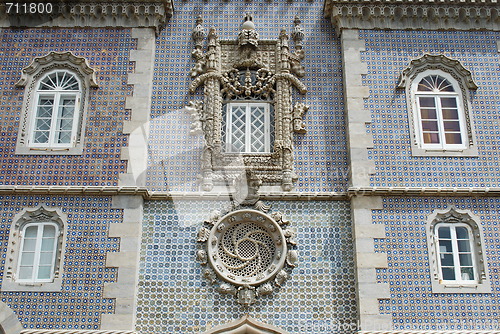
351,196 -> 391,331
340,29 -> 392,331
340,29 -> 375,186
0,301 -> 23,334
101,28 -> 155,331
119,28 -> 156,188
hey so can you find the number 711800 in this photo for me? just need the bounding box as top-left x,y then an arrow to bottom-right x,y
5,2 -> 53,14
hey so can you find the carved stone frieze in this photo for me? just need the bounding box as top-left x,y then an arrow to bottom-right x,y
188,15 -> 308,192
197,204 -> 297,305
0,1 -> 173,32
324,0 -> 500,32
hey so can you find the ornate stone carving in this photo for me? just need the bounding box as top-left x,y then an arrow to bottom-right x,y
0,1 -> 173,33
197,205 -> 297,305
324,0 -> 500,32
188,14 -> 308,192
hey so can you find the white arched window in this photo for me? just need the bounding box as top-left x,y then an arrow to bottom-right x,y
15,51 -> 98,155
413,71 -> 466,150
30,70 -> 81,148
397,54 -> 478,156
426,207 -> 490,293
435,222 -> 476,283
1,206 -> 67,292
18,222 -> 59,283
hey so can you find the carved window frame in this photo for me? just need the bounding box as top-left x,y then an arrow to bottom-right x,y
426,207 -> 491,294
1,206 -> 67,292
187,16 -> 308,192
15,51 -> 98,155
397,54 -> 478,157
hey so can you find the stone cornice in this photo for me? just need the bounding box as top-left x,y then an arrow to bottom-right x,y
0,1 -> 173,33
324,0 -> 500,32
348,186 -> 500,197
3,186 -> 500,199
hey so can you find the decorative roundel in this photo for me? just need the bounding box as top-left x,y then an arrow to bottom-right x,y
196,205 -> 297,305
209,209 -> 286,286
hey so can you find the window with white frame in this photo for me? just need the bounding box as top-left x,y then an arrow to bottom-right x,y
397,54 -> 478,157
30,70 -> 81,148
426,207 -> 491,293
435,223 -> 476,283
1,207 -> 66,292
222,102 -> 273,153
15,51 -> 98,155
414,72 -> 467,150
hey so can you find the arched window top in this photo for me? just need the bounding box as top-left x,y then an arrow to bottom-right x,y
38,70 -> 80,92
417,74 -> 456,93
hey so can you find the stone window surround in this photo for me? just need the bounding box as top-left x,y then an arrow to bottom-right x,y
426,207 -> 491,294
397,54 -> 479,157
1,206 -> 67,292
15,51 -> 98,155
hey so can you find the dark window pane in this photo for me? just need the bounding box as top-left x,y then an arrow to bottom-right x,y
456,227 -> 469,239
440,253 -> 454,266
439,239 -> 453,253
438,226 -> 451,239
419,97 -> 436,107
442,267 -> 455,280
441,97 -> 458,108
443,121 -> 461,131
459,253 -> 473,266
422,121 -> 438,131
423,133 -> 440,144
457,240 -> 471,252
445,133 -> 462,144
420,108 -> 437,119
442,108 -> 459,120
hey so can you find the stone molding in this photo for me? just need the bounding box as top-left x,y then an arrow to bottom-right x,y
21,331 -> 135,334
357,332 -> 500,334
4,186 -> 500,199
351,196 -> 392,331
340,29 -> 375,187
0,1 -> 173,33
101,195 -> 144,330
324,0 -> 500,32
203,315 -> 288,334
0,301 -> 23,334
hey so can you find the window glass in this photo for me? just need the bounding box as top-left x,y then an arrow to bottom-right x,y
18,223 -> 58,282
30,71 -> 80,148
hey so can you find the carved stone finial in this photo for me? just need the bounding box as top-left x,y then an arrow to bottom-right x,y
292,102 -> 309,133
192,16 -> 206,48
291,16 -> 305,48
238,14 -> 259,48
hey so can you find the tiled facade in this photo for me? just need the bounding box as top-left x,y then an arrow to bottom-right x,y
0,0 -> 498,333
0,195 -> 119,329
375,197 -> 500,330
137,200 -> 355,334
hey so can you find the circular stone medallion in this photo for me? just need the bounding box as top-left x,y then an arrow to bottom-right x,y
208,209 -> 287,286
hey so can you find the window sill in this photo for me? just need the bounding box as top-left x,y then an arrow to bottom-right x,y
431,280 -> 491,294
411,145 -> 479,157
15,145 -> 83,155
1,277 -> 62,292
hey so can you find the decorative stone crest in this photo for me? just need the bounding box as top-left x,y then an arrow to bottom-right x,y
186,15 -> 308,192
197,204 -> 297,305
